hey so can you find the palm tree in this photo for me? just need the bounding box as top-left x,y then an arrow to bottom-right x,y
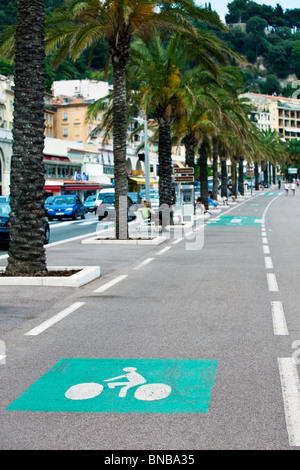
45,0 -> 225,238
5,0 -> 48,277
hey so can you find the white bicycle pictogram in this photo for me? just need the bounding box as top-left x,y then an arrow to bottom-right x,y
65,367 -> 172,402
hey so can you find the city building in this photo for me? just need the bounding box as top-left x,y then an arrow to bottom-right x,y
242,92 -> 300,141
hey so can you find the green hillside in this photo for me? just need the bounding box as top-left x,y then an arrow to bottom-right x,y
0,0 -> 299,96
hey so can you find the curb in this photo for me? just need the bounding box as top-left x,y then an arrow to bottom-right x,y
82,236 -> 167,245
0,266 -> 100,287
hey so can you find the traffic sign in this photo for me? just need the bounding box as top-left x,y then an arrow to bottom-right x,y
174,175 -> 194,183
6,358 -> 218,414
174,167 -> 194,174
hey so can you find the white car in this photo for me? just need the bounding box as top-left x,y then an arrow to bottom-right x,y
94,188 -> 115,213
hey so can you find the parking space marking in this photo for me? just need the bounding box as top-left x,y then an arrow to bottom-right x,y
271,301 -> 288,336
24,302 -> 86,336
93,275 -> 128,293
278,358 -> 300,447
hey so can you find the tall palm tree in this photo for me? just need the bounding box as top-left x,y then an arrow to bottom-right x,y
45,0 -> 225,238
5,0 -> 48,277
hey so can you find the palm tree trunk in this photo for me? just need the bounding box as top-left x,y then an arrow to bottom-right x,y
221,153 -> 227,198
158,122 -> 173,226
184,136 -> 196,168
212,136 -> 218,199
231,158 -> 237,197
254,162 -> 259,190
199,142 -> 209,209
112,59 -> 128,240
238,157 -> 244,195
5,0 -> 47,276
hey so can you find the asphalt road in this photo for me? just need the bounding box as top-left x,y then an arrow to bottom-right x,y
0,188 -> 300,452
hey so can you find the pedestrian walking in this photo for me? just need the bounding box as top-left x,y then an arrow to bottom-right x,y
278,179 -> 281,190
284,182 -> 290,195
291,182 -> 296,195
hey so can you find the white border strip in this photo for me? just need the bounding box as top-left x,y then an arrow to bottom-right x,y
278,357 -> 300,447
24,302 -> 86,336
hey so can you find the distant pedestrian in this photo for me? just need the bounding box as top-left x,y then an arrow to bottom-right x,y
278,180 -> 281,190
291,182 -> 296,195
284,182 -> 290,196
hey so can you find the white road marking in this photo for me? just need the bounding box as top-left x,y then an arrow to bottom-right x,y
278,357 -> 300,447
271,301 -> 288,335
263,245 -> 270,254
24,302 -> 86,336
264,257 -> 273,269
262,237 -> 268,244
0,355 -> 6,363
156,246 -> 171,255
93,274 -> 128,293
172,237 -> 183,244
267,273 -> 279,291
134,258 -> 155,270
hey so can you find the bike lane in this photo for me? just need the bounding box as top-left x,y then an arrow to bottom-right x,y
1,189 -> 299,449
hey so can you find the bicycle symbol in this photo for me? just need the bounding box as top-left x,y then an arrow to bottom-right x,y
65,367 -> 172,402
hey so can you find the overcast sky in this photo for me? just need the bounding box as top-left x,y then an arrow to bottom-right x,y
196,1 -> 300,21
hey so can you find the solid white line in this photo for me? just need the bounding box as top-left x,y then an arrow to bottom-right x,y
24,302 -> 86,336
263,245 -> 270,254
278,357 -> 300,447
156,246 -> 171,255
134,258 -> 154,270
271,301 -> 288,335
267,273 -> 279,291
264,257 -> 273,269
93,274 -> 128,293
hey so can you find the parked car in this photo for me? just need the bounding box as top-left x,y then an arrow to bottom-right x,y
84,195 -> 97,213
44,196 -> 55,210
46,195 -> 85,221
0,199 -> 50,245
94,188 -> 115,213
96,193 -> 135,221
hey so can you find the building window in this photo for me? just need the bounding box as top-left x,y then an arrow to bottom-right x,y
63,112 -> 68,121
63,128 -> 68,137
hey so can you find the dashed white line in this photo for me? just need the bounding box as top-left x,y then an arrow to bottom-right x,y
271,301 -> 288,335
172,237 -> 183,244
24,302 -> 86,336
263,245 -> 270,254
93,274 -> 128,293
264,257 -> 273,269
133,258 -> 155,270
262,237 -> 268,244
267,273 -> 279,291
278,357 -> 300,447
156,246 -> 171,255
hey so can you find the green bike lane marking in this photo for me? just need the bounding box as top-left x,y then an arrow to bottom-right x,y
207,216 -> 262,226
6,358 -> 218,414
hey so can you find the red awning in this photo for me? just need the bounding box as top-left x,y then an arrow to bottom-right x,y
64,185 -> 102,190
44,186 -> 62,192
44,156 -> 71,162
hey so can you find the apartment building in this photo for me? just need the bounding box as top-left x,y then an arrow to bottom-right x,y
242,92 -> 300,141
0,75 -> 14,132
